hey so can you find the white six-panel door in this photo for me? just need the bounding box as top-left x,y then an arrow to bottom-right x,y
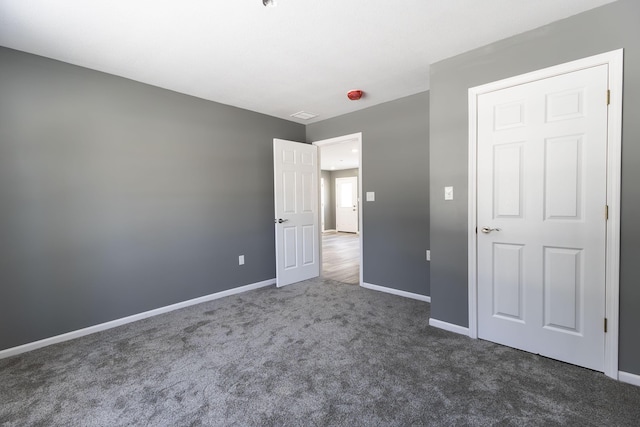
273,139 -> 320,287
477,65 -> 609,371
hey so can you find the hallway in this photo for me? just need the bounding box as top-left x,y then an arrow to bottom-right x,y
321,232 -> 359,285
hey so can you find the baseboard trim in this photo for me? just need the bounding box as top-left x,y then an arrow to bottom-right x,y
361,282 -> 430,303
0,278 -> 276,359
429,318 -> 470,336
619,371 -> 640,387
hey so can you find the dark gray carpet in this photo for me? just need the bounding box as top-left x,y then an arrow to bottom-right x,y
1,278 -> 639,426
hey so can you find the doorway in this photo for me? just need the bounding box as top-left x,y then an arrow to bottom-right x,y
313,133 -> 363,286
468,50 -> 623,378
335,176 -> 359,233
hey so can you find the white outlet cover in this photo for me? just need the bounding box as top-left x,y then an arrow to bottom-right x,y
239,255 -> 245,265
444,186 -> 454,200
366,191 -> 375,202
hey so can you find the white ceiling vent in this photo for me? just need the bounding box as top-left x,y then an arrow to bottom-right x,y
290,111 -> 318,120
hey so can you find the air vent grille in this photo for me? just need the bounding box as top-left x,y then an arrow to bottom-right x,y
290,111 -> 318,120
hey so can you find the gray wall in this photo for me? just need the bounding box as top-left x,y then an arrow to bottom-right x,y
0,47 -> 305,351
321,170 -> 333,230
321,168 -> 359,231
429,0 -> 640,375
307,93 -> 430,296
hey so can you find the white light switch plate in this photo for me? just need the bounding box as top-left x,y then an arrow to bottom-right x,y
444,186 -> 454,200
366,192 -> 375,202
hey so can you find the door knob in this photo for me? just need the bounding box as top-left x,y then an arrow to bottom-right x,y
275,218 -> 288,224
481,226 -> 501,234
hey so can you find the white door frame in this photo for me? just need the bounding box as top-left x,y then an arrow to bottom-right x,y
467,50 -> 623,379
313,132 -> 363,286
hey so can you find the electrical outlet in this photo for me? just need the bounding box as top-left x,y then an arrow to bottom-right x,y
239,255 -> 245,265
426,250 -> 431,261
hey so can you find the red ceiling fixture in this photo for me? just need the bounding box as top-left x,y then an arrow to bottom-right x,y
347,90 -> 364,101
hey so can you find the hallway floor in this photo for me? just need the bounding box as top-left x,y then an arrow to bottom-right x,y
322,231 -> 359,284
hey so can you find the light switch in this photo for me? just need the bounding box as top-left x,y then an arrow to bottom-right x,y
444,186 -> 454,200
366,192 -> 375,202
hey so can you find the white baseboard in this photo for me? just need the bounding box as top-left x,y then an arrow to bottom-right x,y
429,318 -> 470,336
619,371 -> 640,387
0,278 -> 276,359
361,282 -> 430,303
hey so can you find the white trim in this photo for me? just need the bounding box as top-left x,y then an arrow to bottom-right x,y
468,83 -> 479,340
467,49 -> 623,379
0,279 -> 275,359
313,132 -> 364,286
429,318 -> 470,336
362,282 -> 431,303
619,371 -> 640,388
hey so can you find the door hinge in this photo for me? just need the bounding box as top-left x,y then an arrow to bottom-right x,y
605,205 -> 609,220
604,318 -> 608,333
607,90 -> 611,105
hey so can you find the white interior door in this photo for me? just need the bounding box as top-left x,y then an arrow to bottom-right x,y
273,139 -> 320,287
476,65 -> 609,371
335,176 -> 358,233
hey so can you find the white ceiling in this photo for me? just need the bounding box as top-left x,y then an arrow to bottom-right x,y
0,0 -> 616,124
320,137 -> 360,171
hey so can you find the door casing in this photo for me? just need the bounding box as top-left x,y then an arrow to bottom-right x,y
467,49 -> 623,379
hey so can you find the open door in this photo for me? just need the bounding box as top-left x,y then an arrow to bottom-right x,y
273,139 -> 320,287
